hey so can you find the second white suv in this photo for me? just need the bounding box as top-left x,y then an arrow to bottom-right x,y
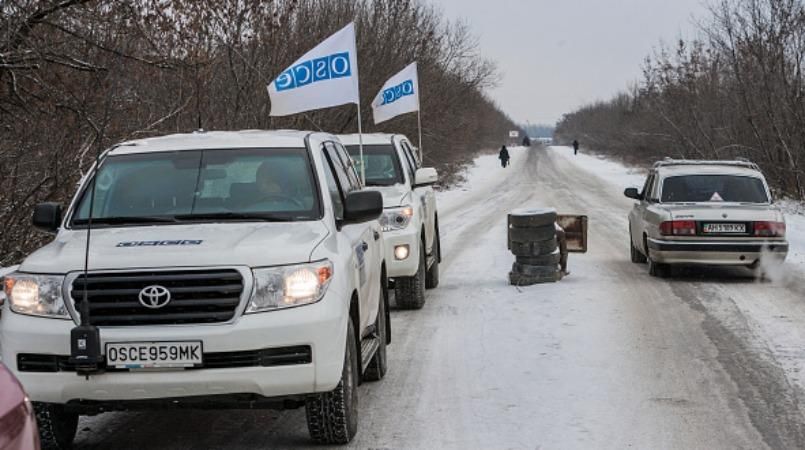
1,130 -> 390,446
340,134 -> 441,309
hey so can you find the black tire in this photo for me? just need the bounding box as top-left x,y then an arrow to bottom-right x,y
508,208 -> 557,228
512,262 -> 560,277
364,286 -> 388,381
306,320 -> 359,444
395,241 -> 426,309
509,270 -> 559,286
510,238 -> 558,256
34,403 -> 78,450
630,228 -> 647,264
425,231 -> 440,289
647,253 -> 669,278
509,224 -> 556,244
516,250 -> 561,266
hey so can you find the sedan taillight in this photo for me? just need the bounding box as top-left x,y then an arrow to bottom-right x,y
754,221 -> 786,237
660,220 -> 697,236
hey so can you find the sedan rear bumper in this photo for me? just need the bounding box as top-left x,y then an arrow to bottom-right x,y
647,238 -> 788,265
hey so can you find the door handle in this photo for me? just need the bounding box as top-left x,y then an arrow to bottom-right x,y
373,230 -> 380,241
362,241 -> 369,251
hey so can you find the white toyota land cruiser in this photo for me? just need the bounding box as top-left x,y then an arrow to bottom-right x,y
0,130 -> 391,446
339,134 -> 440,309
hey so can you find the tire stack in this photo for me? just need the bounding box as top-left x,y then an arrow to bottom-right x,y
508,208 -> 561,285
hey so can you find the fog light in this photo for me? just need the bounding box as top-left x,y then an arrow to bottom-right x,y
394,245 -> 410,260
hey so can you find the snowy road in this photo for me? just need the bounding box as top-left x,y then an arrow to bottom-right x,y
75,146 -> 805,449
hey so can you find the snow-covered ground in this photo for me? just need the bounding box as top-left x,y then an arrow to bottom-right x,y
17,145 -> 805,448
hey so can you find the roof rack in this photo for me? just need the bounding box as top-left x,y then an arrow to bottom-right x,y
653,158 -> 760,171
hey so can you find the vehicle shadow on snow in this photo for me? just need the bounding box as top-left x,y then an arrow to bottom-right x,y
663,265 -> 760,284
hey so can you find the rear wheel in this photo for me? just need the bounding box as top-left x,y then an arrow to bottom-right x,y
395,240 -> 426,309
364,286 -> 388,381
425,230 -> 440,289
647,253 -> 670,278
34,403 -> 78,450
306,320 -> 359,444
630,227 -> 647,264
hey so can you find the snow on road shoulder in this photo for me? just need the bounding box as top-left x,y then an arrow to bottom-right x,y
550,145 -> 646,189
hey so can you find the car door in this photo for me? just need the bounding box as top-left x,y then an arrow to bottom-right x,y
630,172 -> 654,251
401,140 -> 436,252
324,142 -> 380,332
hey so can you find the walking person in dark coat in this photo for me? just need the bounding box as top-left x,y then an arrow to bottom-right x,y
499,145 -> 510,168
572,139 -> 580,155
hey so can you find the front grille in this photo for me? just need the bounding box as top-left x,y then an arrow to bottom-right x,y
71,269 -> 244,326
17,346 -> 312,373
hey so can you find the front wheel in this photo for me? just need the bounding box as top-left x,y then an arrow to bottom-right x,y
395,241 -> 426,309
34,403 -> 78,450
306,320 -> 359,444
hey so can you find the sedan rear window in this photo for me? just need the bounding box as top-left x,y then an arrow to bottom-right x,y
660,175 -> 769,203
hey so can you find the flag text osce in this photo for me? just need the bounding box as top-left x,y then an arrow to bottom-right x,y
381,80 -> 415,105
274,52 -> 352,92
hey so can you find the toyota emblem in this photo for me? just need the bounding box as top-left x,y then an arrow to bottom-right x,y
138,285 -> 172,309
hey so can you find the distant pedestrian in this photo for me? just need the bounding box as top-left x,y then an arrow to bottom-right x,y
572,139 -> 579,155
499,145 -> 510,168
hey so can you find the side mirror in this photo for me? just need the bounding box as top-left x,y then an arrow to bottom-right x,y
343,191 -> 383,223
413,167 -> 438,188
33,202 -> 62,233
624,187 -> 642,200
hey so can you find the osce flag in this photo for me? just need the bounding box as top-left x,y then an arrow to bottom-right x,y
372,62 -> 420,124
268,23 -> 360,116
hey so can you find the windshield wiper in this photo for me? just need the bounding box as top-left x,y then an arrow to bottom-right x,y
74,216 -> 178,225
174,212 -> 297,222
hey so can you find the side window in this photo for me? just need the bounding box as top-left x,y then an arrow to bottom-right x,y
398,142 -> 417,184
641,173 -> 655,201
401,141 -> 420,168
330,142 -> 362,190
321,148 -> 345,220
324,143 -> 355,194
649,176 -> 661,202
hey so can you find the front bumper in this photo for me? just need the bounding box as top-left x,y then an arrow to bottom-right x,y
647,238 -> 788,265
383,227 -> 421,278
0,289 -> 349,405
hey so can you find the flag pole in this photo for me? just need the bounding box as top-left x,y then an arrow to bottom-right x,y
357,103 -> 366,185
417,109 -> 423,163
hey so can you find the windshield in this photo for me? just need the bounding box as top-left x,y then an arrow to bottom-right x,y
345,144 -> 403,186
660,174 -> 769,203
72,148 -> 320,225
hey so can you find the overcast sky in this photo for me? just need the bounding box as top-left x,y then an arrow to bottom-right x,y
431,0 -> 710,126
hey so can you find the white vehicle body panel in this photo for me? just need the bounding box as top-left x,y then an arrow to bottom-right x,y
1,130 -> 385,405
339,133 -> 439,278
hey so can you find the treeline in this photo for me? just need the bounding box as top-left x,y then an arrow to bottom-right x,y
0,0 -> 518,265
555,0 -> 805,198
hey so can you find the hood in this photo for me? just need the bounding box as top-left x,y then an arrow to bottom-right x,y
662,203 -> 784,222
366,184 -> 412,208
19,222 -> 330,274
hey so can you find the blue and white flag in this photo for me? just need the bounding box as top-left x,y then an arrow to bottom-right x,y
372,62 -> 420,124
268,23 -> 360,116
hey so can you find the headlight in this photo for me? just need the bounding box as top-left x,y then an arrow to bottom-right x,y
247,260 -> 333,313
380,205 -> 414,231
3,273 -> 70,318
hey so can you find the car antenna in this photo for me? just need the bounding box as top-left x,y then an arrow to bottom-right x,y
68,143 -> 110,379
